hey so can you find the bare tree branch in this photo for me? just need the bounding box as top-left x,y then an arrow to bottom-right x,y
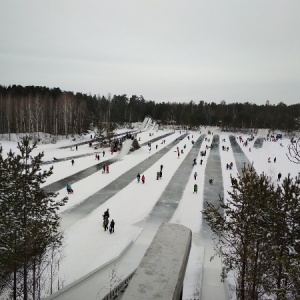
286,136 -> 300,164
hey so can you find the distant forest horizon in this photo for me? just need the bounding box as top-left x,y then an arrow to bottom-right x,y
0,84 -> 299,136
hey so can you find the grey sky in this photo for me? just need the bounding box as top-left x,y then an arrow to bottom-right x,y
1,0 -> 299,105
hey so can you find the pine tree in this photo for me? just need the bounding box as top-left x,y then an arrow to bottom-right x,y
0,136 -> 67,299
265,175 -> 300,299
105,122 -> 117,142
203,165 -> 275,300
203,165 -> 300,300
94,122 -> 106,148
131,139 -> 140,151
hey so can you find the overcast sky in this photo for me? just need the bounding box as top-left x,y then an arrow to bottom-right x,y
1,0 -> 299,105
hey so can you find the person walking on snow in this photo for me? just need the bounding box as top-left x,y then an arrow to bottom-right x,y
106,164 -> 109,173
109,219 -> 115,234
141,174 -> 145,184
137,173 -> 141,183
103,215 -> 109,231
103,208 -> 110,219
71,159 -> 74,166
193,184 -> 198,193
277,172 -> 282,181
194,172 -> 198,180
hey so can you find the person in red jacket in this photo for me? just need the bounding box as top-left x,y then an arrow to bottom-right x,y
141,174 -> 145,184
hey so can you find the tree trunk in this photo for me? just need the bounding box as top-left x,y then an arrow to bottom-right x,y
251,240 -> 260,300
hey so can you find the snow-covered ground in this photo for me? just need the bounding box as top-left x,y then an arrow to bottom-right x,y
0,127 -> 298,300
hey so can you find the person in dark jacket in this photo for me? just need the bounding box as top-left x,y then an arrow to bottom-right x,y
67,184 -> 73,194
103,215 -> 109,231
193,184 -> 198,193
277,172 -> 282,181
103,209 -> 110,219
109,219 -> 115,234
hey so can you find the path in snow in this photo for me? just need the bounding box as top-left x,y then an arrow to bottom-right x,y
117,139 -> 132,158
43,132 -> 175,192
47,135 -> 205,300
139,131 -> 174,147
229,135 -> 252,173
59,133 -> 188,230
200,135 -> 228,300
253,128 -> 269,149
41,131 -> 140,165
41,151 -> 103,166
58,130 -> 138,149
146,135 -> 205,221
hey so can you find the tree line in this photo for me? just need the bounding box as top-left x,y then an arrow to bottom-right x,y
0,85 -> 299,137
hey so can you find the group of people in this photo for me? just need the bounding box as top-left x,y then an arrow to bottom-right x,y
102,164 -> 110,173
200,150 -> 206,157
137,173 -> 146,183
268,157 -> 277,163
226,162 -> 233,170
102,209 -> 115,234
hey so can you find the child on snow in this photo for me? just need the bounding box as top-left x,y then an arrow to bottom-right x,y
67,184 -> 73,194
193,184 -> 198,193
109,219 -> 115,234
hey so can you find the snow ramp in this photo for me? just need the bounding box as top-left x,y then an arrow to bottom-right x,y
140,117 -> 152,130
117,139 -> 133,158
256,129 -> 269,137
254,129 -> 269,149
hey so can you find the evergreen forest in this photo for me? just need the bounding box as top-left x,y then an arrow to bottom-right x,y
0,85 -> 299,136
